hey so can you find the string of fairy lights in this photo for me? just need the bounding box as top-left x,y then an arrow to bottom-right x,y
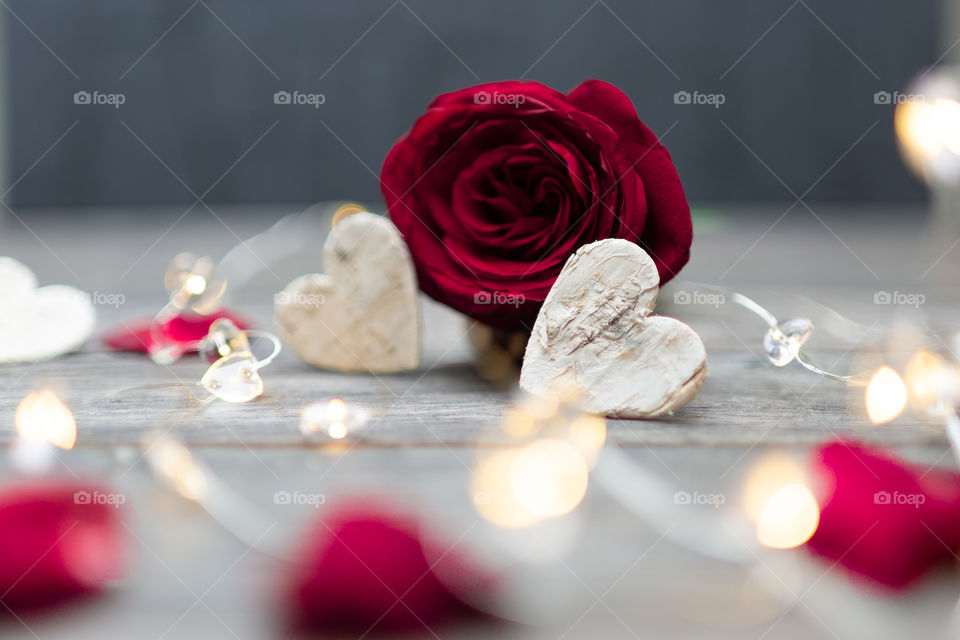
10,64 -> 960,625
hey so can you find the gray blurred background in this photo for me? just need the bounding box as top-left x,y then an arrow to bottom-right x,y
0,0 -> 945,207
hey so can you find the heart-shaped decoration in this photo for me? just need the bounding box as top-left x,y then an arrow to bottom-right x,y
0,257 -> 96,363
200,352 -> 264,403
520,239 -> 706,418
275,212 -> 420,373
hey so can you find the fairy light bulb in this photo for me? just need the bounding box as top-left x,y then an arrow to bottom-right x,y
331,202 -> 368,228
199,318 -> 251,362
510,439 -> 589,519
12,389 -> 77,474
191,320 -> 281,403
473,392 -> 596,528
896,68 -> 960,186
741,452 -> 808,522
741,452 -> 820,549
865,366 -> 908,424
184,274 -> 207,295
300,398 -> 369,441
763,318 -> 814,367
200,352 -> 264,403
163,252 -> 226,314
755,483 -> 820,549
904,350 -> 960,417
15,389 -> 77,450
471,448 -> 541,528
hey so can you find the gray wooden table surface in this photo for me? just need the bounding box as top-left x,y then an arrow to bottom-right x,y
0,204 -> 958,639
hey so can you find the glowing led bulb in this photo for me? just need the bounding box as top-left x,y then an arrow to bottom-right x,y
15,389 -> 77,450
755,483 -> 820,549
904,350 -> 960,417
163,252 -> 226,314
896,68 -> 960,185
510,439 -> 589,519
300,398 -> 369,441
331,202 -> 369,228
199,318 -> 251,363
865,366 -> 908,424
184,274 -> 207,295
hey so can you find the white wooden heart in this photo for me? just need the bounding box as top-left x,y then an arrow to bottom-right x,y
274,212 -> 420,373
519,239 -> 706,418
0,257 -> 96,363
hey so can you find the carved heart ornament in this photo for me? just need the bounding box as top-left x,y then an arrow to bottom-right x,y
0,257 -> 96,364
274,212 -> 420,373
519,239 -> 706,418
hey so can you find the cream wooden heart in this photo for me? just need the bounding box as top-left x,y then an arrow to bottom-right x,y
274,212 -> 420,373
519,239 -> 706,418
0,257 -> 96,363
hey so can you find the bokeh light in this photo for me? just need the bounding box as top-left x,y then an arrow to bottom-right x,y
15,389 -> 77,450
865,366 -> 908,424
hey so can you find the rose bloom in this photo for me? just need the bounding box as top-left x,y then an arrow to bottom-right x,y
381,79 -> 692,331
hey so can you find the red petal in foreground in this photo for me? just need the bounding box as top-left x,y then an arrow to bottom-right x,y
103,310 -> 248,354
284,500 -> 491,633
0,482 -> 127,613
806,441 -> 960,589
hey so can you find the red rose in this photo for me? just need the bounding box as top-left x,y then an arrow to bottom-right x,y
381,79 -> 692,331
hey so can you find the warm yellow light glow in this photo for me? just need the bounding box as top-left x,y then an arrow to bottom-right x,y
511,439 -> 589,519
896,94 -> 960,182
184,274 -> 207,295
471,449 -> 541,528
326,398 -> 348,423
331,203 -> 367,228
898,99 -> 960,155
501,405 -> 539,438
175,466 -> 208,501
328,422 -> 348,440
904,350 -> 960,416
526,395 -> 560,420
152,437 -> 208,501
15,390 -> 77,450
755,483 -> 820,549
568,414 -> 606,454
742,453 -> 808,523
865,366 -> 908,424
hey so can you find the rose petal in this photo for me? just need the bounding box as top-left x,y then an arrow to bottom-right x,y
103,310 -> 249,355
0,482 -> 126,613
284,500 -> 491,632
806,441 -> 960,589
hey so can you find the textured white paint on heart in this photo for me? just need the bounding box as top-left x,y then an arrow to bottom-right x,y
274,212 -> 420,373
520,239 -> 706,418
0,257 -> 96,363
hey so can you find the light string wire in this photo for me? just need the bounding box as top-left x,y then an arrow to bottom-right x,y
672,280 -> 869,384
